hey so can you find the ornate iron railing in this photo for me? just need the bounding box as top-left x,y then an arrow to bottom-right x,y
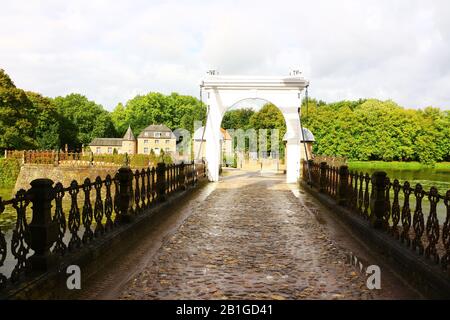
0,160 -> 206,294
302,160 -> 450,275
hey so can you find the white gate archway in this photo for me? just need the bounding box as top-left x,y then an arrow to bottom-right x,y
201,74 -> 309,183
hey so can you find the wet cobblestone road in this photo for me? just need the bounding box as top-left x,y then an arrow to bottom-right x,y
118,170 -> 419,300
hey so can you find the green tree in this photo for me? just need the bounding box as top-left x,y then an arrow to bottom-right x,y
222,108 -> 255,130
301,98 -> 450,164
26,91 -> 61,150
54,93 -> 116,150
249,103 -> 286,154
111,102 -> 127,134
111,92 -> 206,136
0,69 -> 37,150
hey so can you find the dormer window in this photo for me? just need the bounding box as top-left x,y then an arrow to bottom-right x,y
144,132 -> 149,137
154,132 -> 161,138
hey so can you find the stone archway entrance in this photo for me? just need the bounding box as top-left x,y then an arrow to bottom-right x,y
201,73 -> 309,183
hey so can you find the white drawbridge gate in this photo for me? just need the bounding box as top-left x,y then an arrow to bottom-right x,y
200,73 -> 309,183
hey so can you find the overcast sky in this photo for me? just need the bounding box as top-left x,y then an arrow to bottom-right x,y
1,0 -> 449,111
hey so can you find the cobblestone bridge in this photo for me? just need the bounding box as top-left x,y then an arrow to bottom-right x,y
81,169 -> 420,300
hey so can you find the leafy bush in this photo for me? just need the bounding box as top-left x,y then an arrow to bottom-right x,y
302,99 -> 450,164
0,158 -> 21,188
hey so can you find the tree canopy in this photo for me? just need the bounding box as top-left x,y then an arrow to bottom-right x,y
301,98 -> 450,164
26,91 -> 61,150
221,104 -> 286,154
111,92 -> 206,137
1,68 -> 449,164
221,108 -> 255,130
53,93 -> 116,149
0,69 -> 116,151
0,69 -> 37,150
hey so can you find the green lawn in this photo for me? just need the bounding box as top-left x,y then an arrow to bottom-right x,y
348,161 -> 450,171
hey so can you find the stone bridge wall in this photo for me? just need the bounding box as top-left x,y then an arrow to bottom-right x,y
14,164 -> 120,191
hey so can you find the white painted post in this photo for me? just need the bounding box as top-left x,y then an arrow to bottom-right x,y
204,93 -> 222,182
286,141 -> 301,183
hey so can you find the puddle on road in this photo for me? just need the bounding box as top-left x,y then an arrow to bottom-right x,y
290,187 -> 327,225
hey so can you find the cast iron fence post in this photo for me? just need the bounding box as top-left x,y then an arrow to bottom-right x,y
156,162 -> 167,202
301,159 -> 305,181
179,162 -> 186,190
370,171 -> 387,229
28,178 -> 58,271
319,162 -> 327,192
307,159 -> 314,186
192,160 -> 197,185
116,166 -> 134,223
202,159 -> 207,177
55,150 -> 60,166
337,165 -> 349,206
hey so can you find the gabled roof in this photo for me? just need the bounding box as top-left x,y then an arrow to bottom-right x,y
142,124 -> 172,132
90,138 -> 123,147
138,124 -> 176,138
123,125 -> 135,141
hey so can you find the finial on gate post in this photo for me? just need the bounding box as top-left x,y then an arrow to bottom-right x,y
207,70 -> 218,76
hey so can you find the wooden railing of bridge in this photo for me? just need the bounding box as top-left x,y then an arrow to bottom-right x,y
4,150 -> 165,168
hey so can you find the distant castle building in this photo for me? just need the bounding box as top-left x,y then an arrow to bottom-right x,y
89,124 -> 176,155
89,125 -> 136,154
137,124 -> 177,155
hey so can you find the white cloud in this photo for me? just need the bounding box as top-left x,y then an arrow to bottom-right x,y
0,0 -> 449,110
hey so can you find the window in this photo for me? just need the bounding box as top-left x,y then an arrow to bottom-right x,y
154,132 -> 161,138
165,148 -> 170,152
155,140 -> 159,144
144,147 -> 148,153
144,132 -> 149,137
165,140 -> 170,144
144,140 -> 148,144
108,147 -> 112,154
96,147 -> 101,154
